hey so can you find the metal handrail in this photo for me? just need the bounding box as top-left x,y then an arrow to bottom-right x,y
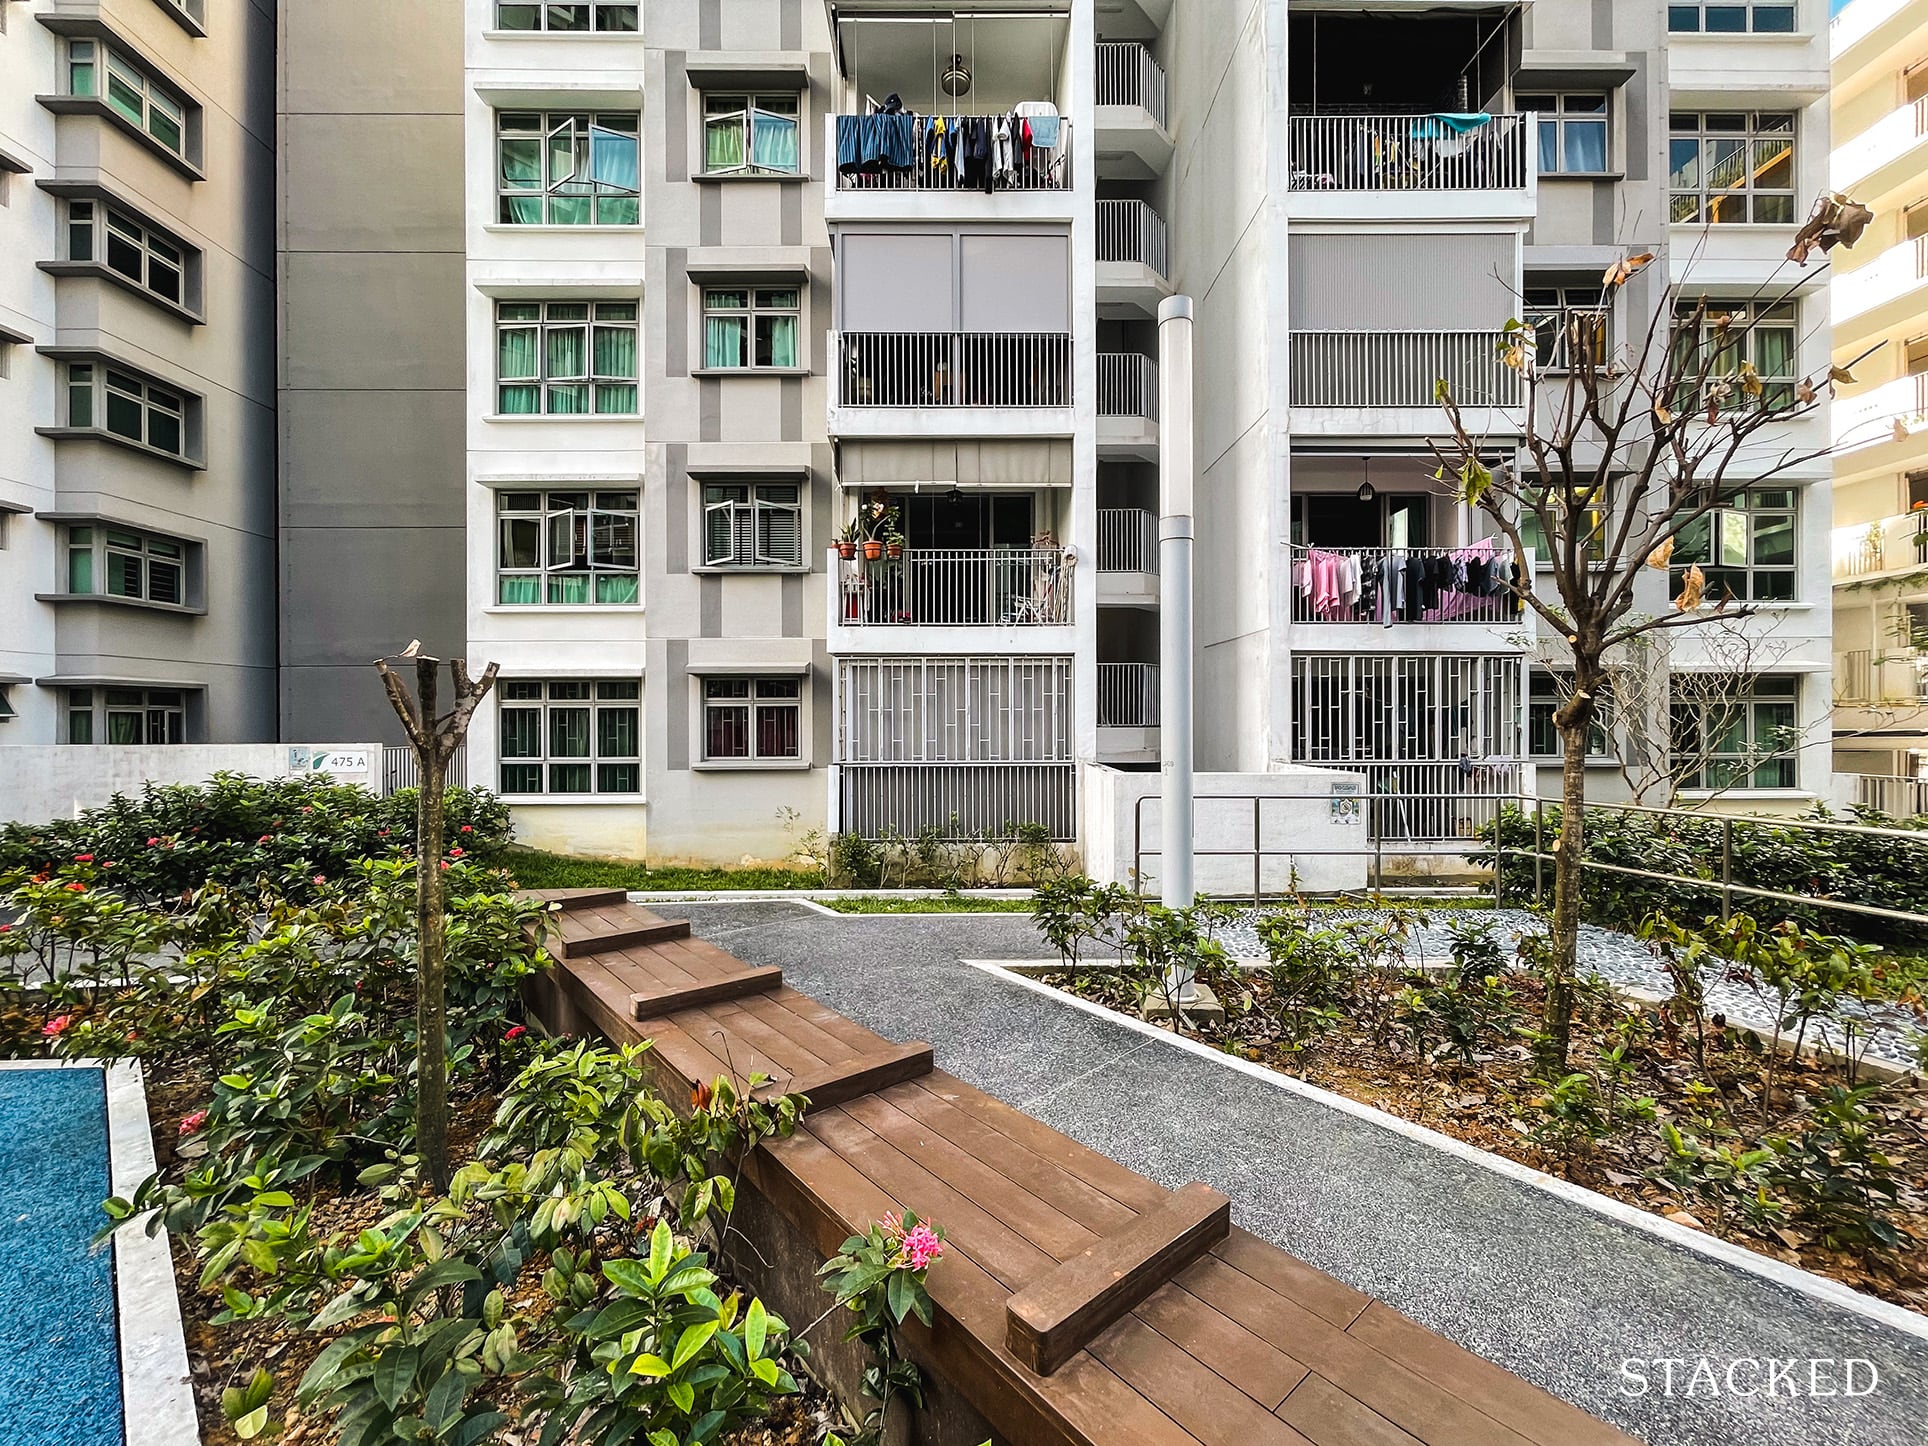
1097,352 -> 1157,418
1096,42 -> 1167,127
1097,199 -> 1169,276
833,331 -> 1073,408
830,115 -> 1072,191
1097,508 -> 1158,572
1289,330 -> 1526,409
1288,113 -> 1529,192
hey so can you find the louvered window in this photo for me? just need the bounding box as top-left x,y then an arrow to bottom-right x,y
702,482 -> 803,568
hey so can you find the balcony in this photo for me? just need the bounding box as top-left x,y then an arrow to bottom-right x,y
1097,199 -> 1171,317
1831,97 -> 1928,198
829,331 -> 1073,438
1288,330 -> 1525,437
1288,544 -> 1534,651
1097,351 -> 1158,458
1286,113 -> 1535,221
1097,507 -> 1159,604
1095,42 -> 1171,179
825,114 -> 1074,221
840,762 -> 1078,840
1098,662 -> 1160,727
1833,374 -> 1928,456
1832,509 -> 1928,581
1834,235 -> 1928,333
829,546 -> 1076,652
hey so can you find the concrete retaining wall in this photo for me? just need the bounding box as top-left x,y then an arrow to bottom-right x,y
0,744 -> 383,825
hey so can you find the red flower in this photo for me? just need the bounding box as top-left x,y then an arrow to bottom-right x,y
178,1110 -> 208,1135
0,924 -> 9,933
448,846 -> 465,858
439,860 -> 450,870
257,835 -> 271,844
73,854 -> 93,863
504,1025 -> 527,1041
42,1015 -> 71,1037
378,828 -> 389,837
64,882 -> 86,894
459,825 -> 473,833
300,806 -> 313,813
146,838 -> 159,847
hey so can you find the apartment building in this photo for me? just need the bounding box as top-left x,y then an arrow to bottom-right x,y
1830,0 -> 1928,816
0,0 -> 277,745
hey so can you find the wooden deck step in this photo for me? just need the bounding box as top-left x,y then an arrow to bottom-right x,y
632,966 -> 784,1020
556,904 -> 691,957
522,886 -> 632,911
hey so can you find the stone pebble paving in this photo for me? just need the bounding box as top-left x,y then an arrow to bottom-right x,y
1211,907 -> 1925,1072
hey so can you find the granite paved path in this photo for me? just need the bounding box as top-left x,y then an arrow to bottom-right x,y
651,901 -> 1927,1446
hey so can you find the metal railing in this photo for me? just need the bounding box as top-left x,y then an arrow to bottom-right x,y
1835,649 -> 1874,703
1097,352 -> 1157,419
840,761 -> 1077,840
1290,544 -> 1525,624
1851,773 -> 1928,819
1097,508 -> 1158,572
1831,508 -> 1928,579
1097,199 -> 1169,276
831,115 -> 1072,191
1289,330 -> 1525,410
382,744 -> 467,795
833,331 -> 1072,408
1342,760 -> 1523,846
1098,662 -> 1160,728
1833,373 -> 1928,452
834,547 -> 1074,627
1096,41 -> 1167,127
1288,113 -> 1529,192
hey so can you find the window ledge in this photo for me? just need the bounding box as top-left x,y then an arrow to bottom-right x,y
36,261 -> 204,324
483,604 -> 643,614
1676,789 -> 1816,800
35,592 -> 205,616
690,760 -> 812,773
690,564 -> 811,575
149,0 -> 208,37
484,413 -> 643,423
34,427 -> 203,471
694,171 -> 812,185
500,794 -> 645,806
1541,171 -> 1624,182
481,30 -> 644,41
690,367 -> 811,378
34,97 -> 203,181
482,224 -> 643,235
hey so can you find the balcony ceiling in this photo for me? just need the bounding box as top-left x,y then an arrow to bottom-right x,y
834,11 -> 1068,111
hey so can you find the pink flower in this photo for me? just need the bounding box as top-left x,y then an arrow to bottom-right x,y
179,1110 -> 208,1135
42,1015 -> 71,1037
313,875 -> 327,886
73,854 -> 93,863
439,860 -> 450,870
447,847 -> 464,859
459,825 -> 473,833
146,838 -> 160,847
0,924 -> 10,934
257,835 -> 271,844
378,828 -> 389,837
504,1025 -> 527,1041
900,1223 -> 944,1271
300,806 -> 313,813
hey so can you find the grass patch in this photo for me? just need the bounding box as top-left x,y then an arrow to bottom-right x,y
504,847 -> 823,893
820,894 -> 1035,915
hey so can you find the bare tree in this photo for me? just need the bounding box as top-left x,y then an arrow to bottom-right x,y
376,645 -> 500,1191
1432,194 -> 1872,1065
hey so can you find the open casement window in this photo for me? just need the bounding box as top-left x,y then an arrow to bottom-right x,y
1528,670 -> 1613,758
702,93 -> 802,175
1522,287 -> 1609,370
1669,112 -> 1796,226
1670,299 -> 1798,411
496,2 -> 639,30
1519,94 -> 1609,175
1515,482 -> 1608,566
497,679 -> 641,795
496,490 -> 639,604
497,111 -> 640,225
703,482 -> 803,567
66,525 -> 186,604
702,678 -> 802,762
1671,486 -> 1797,603
496,301 -> 637,414
702,288 -> 800,369
1667,3 -> 1795,32
1670,674 -> 1799,790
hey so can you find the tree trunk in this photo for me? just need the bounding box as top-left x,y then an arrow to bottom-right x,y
414,664 -> 451,1192
1544,709 -> 1591,1070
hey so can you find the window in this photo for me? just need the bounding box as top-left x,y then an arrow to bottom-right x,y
67,201 -> 187,307
703,482 -> 804,567
0,687 -> 14,723
1670,113 -> 1796,225
497,111 -> 639,224
1908,61 -> 1928,106
496,2 -> 638,30
1523,287 -> 1610,370
1907,334 -> 1928,376
1520,94 -> 1610,175
702,288 -> 800,370
1668,3 -> 1796,31
702,93 -> 802,175
496,301 -> 637,414
1671,675 -> 1799,790
496,490 -> 638,604
497,680 -> 640,794
1672,487 -> 1797,603
702,678 -> 802,762
66,525 -> 187,604
1528,671 -> 1612,758
1671,299 -> 1798,411
1905,200 -> 1928,242
65,362 -> 187,457
68,41 -> 190,160
1516,483 -> 1608,566
66,687 -> 187,745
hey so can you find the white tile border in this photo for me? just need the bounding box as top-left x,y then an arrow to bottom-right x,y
956,959 -> 1928,1347
0,1059 -> 198,1445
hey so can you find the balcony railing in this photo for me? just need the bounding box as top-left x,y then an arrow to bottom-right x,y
1097,199 -> 1169,276
1289,330 -> 1524,410
1097,508 -> 1158,572
1098,662 -> 1160,728
1832,509 -> 1928,579
1850,772 -> 1928,819
1834,235 -> 1928,324
831,116 -> 1071,191
1833,374 -> 1928,453
840,761 -> 1077,840
1836,649 -> 1875,703
832,332 -> 1072,408
1329,760 -> 1525,846
1288,114 -> 1530,192
1096,41 -> 1167,128
835,547 -> 1074,627
1290,545 -> 1527,625
1097,352 -> 1157,419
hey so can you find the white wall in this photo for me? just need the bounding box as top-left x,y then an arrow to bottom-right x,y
0,743 -> 383,825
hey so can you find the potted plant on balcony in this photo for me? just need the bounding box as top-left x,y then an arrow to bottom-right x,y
836,522 -> 861,561
859,495 -> 898,561
885,527 -> 905,560
1913,500 -> 1928,561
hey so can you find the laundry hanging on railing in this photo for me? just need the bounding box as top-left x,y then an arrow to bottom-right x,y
835,94 -> 1062,192
1290,540 -> 1523,624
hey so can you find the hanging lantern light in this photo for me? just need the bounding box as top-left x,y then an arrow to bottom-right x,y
941,53 -> 972,96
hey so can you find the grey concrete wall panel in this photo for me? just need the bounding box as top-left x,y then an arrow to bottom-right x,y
961,234 -> 1070,332
282,116 -> 466,253
281,526 -> 466,668
1288,233 -> 1515,331
665,638 -> 691,771
282,0 -> 464,114
281,391 -> 466,529
282,253 -> 466,391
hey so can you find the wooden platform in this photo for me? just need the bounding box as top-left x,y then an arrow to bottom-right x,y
520,888 -> 1637,1446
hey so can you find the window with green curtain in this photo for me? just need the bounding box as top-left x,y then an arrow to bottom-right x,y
593,315 -> 637,413
596,574 -> 639,604
750,105 -> 800,172
498,576 -> 541,604
757,313 -> 798,368
706,110 -> 746,171
107,711 -> 143,744
498,111 -> 639,225
706,315 -> 746,368
68,528 -> 95,593
497,320 -> 539,413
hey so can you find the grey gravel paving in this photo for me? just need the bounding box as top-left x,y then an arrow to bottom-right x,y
654,900 -> 1928,1446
